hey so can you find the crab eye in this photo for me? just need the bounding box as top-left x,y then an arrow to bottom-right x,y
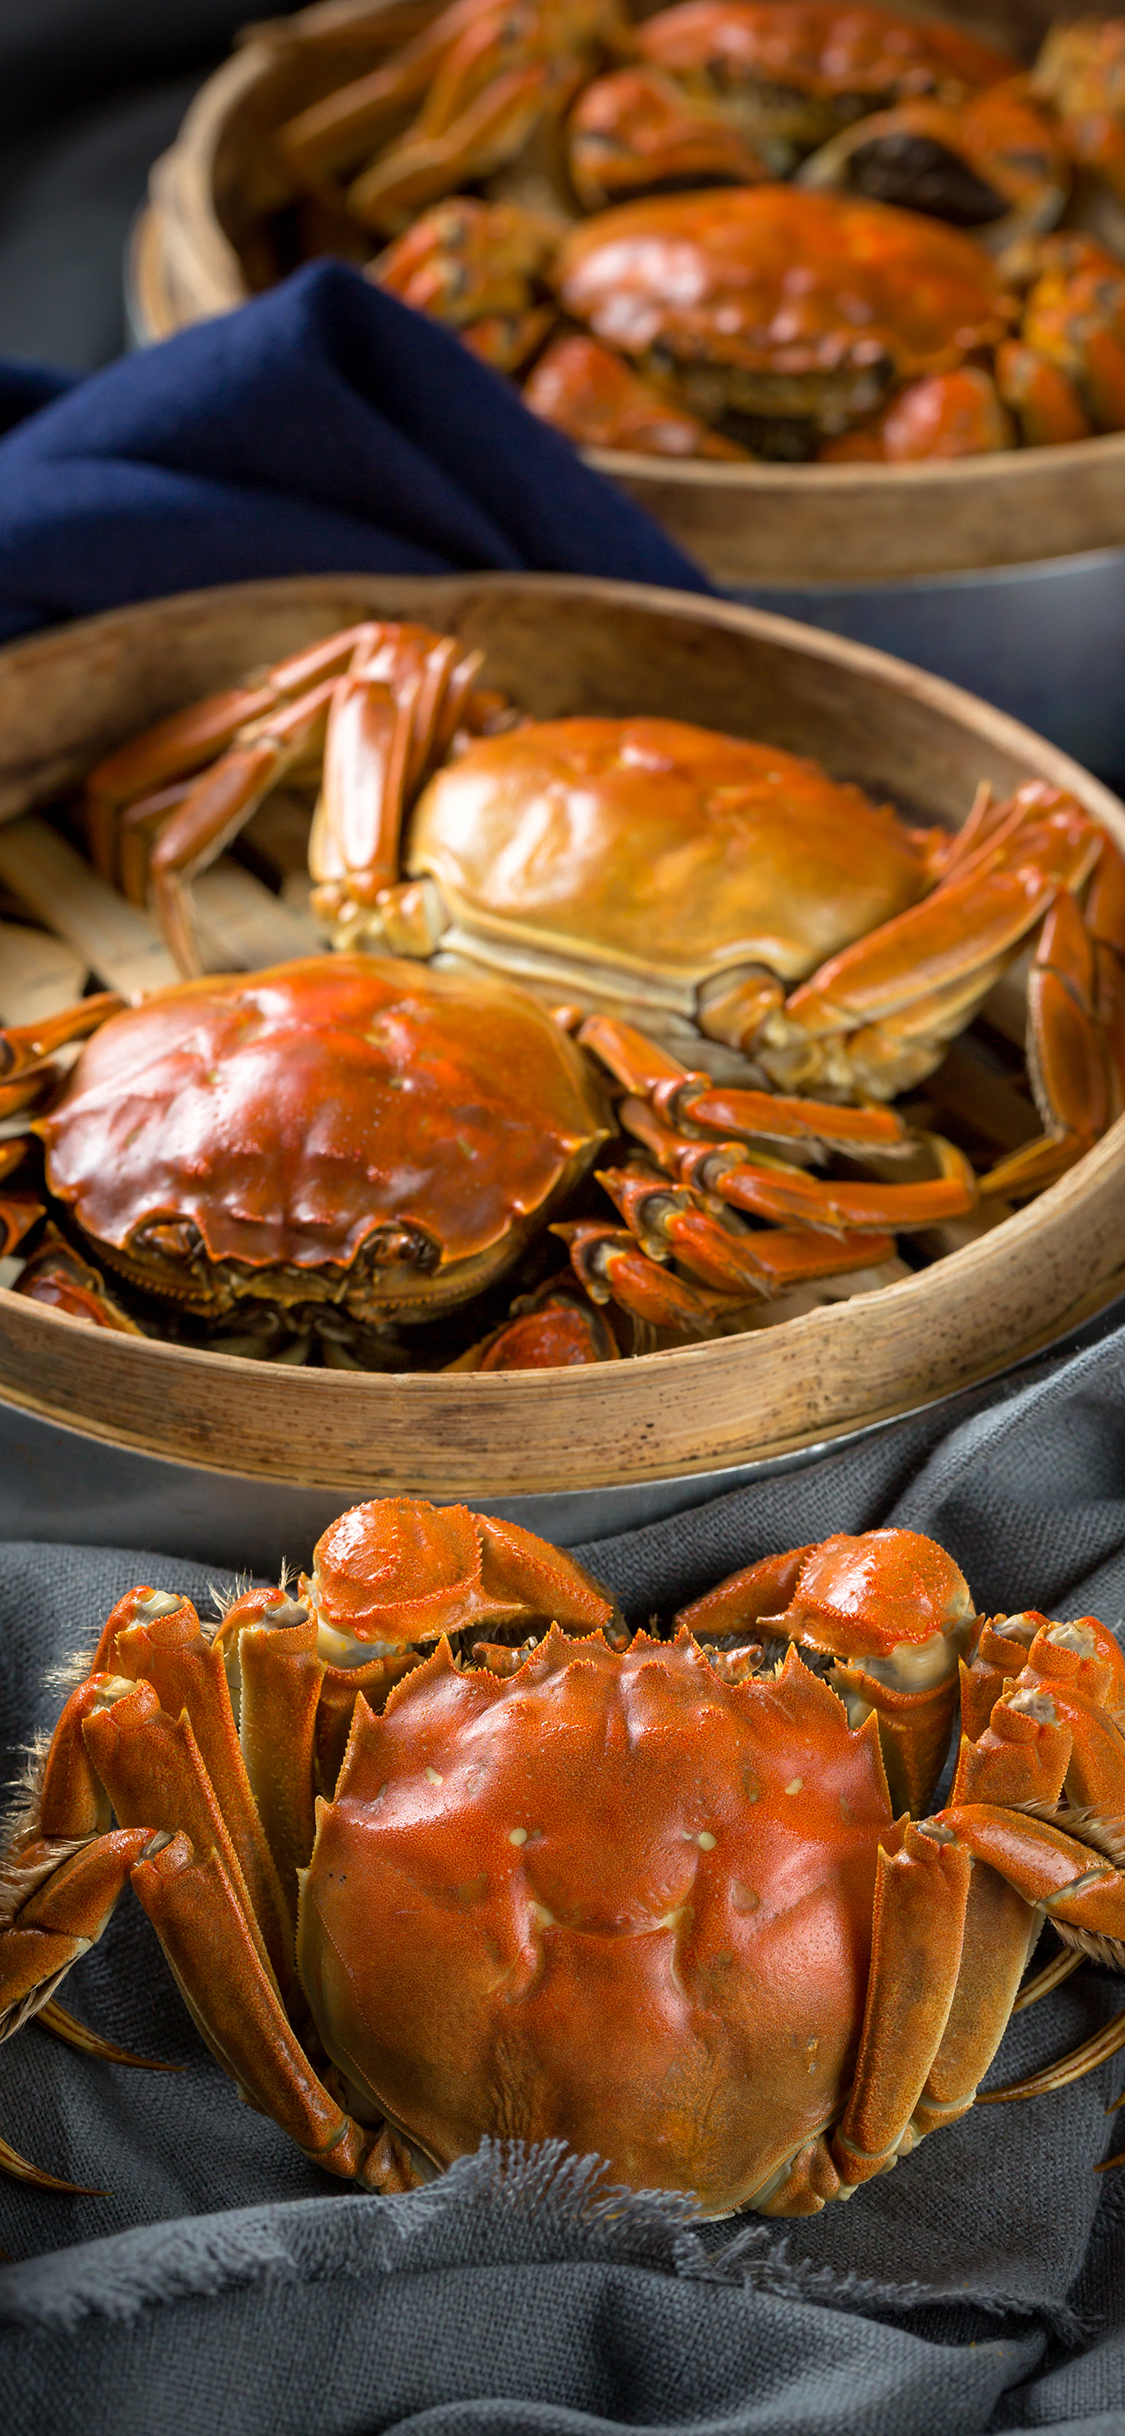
133,1218 -> 202,1260
364,1222 -> 440,1273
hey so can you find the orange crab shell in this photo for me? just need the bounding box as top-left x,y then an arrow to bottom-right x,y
297,1625 -> 896,2213
553,186 -> 1013,383
407,714 -> 930,994
35,956 -> 610,1313
634,1 -> 1013,109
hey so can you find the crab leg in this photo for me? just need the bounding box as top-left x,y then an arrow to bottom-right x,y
148,678 -> 341,976
0,1829 -> 156,2188
751,790 -> 1103,1100
108,1599 -> 294,1984
824,1708 -> 1125,2193
554,1218 -> 733,1332
279,0 -> 531,192
130,1832 -> 418,2190
348,63 -> 571,234
824,1825 -> 975,2195
578,1015 -> 910,1153
0,1070 -> 56,1120
1088,834 -> 1125,1106
308,630 -> 478,918
83,627 -> 387,879
620,1106 -> 976,1235
991,1613 -> 1125,1817
11,1231 -> 145,1334
223,1598 -> 326,1925
909,1679 -> 1077,2138
0,991 -> 123,1084
983,861 -> 1125,1200
579,1017 -> 976,1233
595,1162 -> 896,1284
0,1145 -> 44,1256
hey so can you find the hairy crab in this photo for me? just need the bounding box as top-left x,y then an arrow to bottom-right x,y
3,1507 -> 1125,2215
629,1 -> 1011,160
549,186 -> 1012,451
3,950 -> 984,1363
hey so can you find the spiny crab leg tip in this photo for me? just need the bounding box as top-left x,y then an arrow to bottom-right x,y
0,2132 -> 109,2195
35,2001 -> 184,2072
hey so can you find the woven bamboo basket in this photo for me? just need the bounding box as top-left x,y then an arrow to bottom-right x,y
1,571 -> 1124,1499
127,0 -> 1125,585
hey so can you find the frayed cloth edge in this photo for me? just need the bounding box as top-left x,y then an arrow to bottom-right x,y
0,2137 -> 1086,2343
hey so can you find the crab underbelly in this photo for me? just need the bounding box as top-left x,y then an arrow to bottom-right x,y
299,1831 -> 879,2217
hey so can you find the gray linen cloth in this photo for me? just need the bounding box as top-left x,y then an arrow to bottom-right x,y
5,1322 -> 1125,2432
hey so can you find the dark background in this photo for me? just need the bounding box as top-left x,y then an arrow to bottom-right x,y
0,1 -> 302,369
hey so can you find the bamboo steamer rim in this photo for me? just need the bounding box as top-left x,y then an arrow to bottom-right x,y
128,0 -> 1125,583
1,569 -> 1125,1496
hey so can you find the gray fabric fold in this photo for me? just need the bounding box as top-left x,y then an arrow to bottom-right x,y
5,1318 -> 1125,2431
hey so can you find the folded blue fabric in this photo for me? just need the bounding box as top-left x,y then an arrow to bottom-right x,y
0,261 -> 709,644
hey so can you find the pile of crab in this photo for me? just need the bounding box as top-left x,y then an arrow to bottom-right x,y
254,1 -> 1125,462
4,1504 -> 1125,2212
1,614 -> 1123,1372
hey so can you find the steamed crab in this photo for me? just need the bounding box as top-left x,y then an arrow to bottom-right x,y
548,184 -> 1013,451
76,619 -> 1125,1209
0,951 -> 977,1364
3,1506 -> 1125,2215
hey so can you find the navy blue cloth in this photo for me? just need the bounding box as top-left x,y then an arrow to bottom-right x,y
0,261 -> 709,644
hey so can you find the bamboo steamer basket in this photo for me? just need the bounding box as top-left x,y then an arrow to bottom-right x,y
128,0 -> 1125,585
1,570 -> 1124,1501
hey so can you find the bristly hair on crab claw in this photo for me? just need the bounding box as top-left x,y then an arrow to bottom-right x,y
3,1509 -> 1125,2215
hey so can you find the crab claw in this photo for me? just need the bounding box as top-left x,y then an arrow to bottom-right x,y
678,1528 -> 979,1812
567,64 -> 773,209
11,1228 -> 145,1334
523,331 -> 749,458
449,1286 -> 619,1369
554,1216 -> 730,1331
798,81 -> 1070,252
0,991 -> 124,1084
302,1496 -> 617,1666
